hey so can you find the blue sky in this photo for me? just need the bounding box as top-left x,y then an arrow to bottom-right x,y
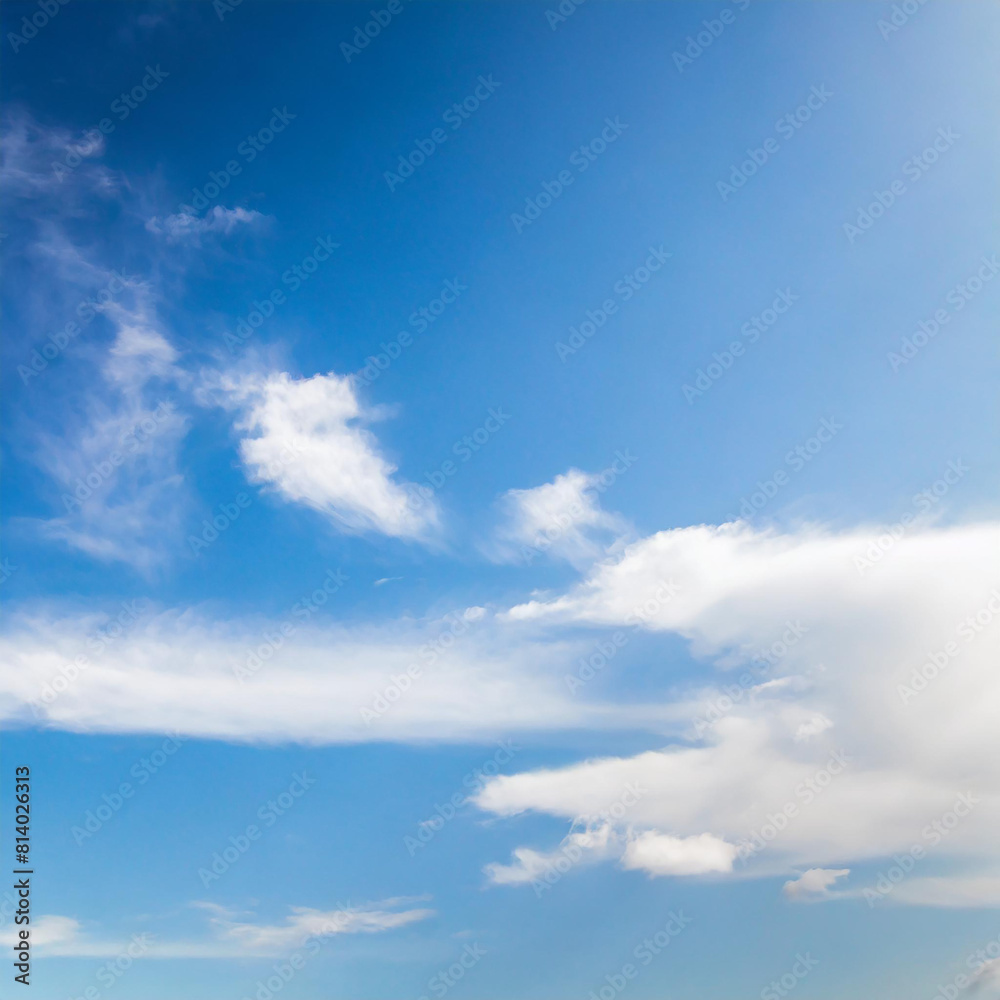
2,1 -> 1000,997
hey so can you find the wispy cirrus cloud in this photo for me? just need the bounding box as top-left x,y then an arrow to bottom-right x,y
0,899 -> 433,958
146,205 -> 267,244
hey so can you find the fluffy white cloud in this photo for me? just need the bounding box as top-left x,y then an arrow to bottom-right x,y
146,205 -> 265,243
225,370 -> 438,539
478,520 -> 1000,901
782,867 -> 850,901
489,468 -> 628,567
621,831 -> 737,877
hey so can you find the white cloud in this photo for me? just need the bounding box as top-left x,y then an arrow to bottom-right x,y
888,876 -> 1000,908
489,469 -> 628,567
621,831 -> 737,877
2,110 -> 191,572
146,205 -> 266,244
0,110 -> 117,200
794,713 -> 833,741
0,900 -> 432,958
484,825 -> 617,886
5,515 -> 1000,907
478,520 -> 1000,900
224,369 -> 438,539
970,957 -> 1000,992
782,867 -> 850,901
0,606 -> 667,743
32,286 -> 189,571
0,915 -> 83,949
204,898 -> 433,953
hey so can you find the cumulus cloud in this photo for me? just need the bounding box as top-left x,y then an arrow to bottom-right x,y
478,520 -> 1000,900
224,369 -> 439,539
621,831 -> 738,877
489,468 -> 629,567
146,205 -> 266,244
782,867 -> 850,901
